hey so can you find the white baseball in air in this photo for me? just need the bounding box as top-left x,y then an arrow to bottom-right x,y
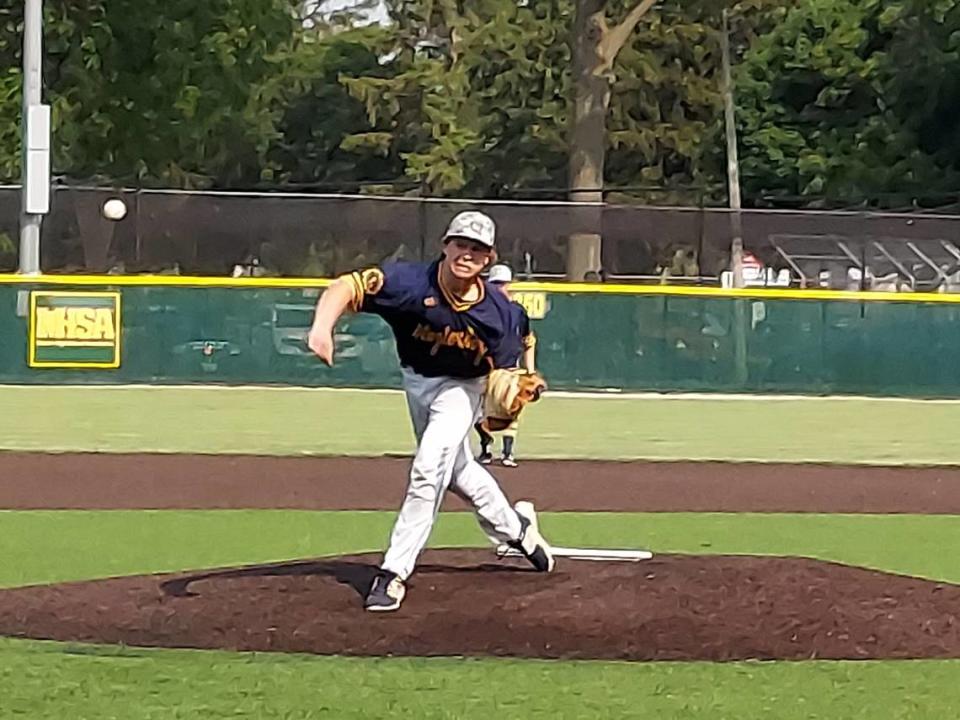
102,198 -> 127,221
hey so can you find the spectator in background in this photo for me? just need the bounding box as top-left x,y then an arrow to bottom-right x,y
232,254 -> 267,278
659,247 -> 699,283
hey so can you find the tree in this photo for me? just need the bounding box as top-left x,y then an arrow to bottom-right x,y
567,0 -> 731,277
734,0 -> 960,207
339,0 -> 570,195
569,0 -> 659,207
0,72 -> 18,182
0,0 -> 302,188
606,2 -> 724,200
338,0 -> 725,205
264,26 -> 403,186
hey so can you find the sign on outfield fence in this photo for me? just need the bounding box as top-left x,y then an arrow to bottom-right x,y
511,291 -> 549,320
28,291 -> 121,368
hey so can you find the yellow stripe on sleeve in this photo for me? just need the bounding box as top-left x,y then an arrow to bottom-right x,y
341,272 -> 364,312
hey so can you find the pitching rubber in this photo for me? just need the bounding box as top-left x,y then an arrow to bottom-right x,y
496,545 -> 653,562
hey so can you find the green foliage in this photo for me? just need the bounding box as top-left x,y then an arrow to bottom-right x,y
0,71 -> 18,181
607,0 -> 727,200
339,0 -> 568,193
4,0 -> 960,203
0,0 -> 301,188
734,0 -> 960,205
337,0 -> 725,197
445,0 -> 571,194
342,50 -> 485,191
264,26 -> 401,185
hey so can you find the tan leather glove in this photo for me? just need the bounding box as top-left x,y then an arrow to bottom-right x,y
482,369 -> 547,432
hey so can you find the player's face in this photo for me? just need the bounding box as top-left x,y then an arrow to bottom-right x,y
443,238 -> 493,279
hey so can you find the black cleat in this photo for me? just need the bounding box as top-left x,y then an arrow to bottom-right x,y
508,501 -> 555,572
364,570 -> 406,612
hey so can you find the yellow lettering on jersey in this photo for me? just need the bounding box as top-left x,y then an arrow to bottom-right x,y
412,324 -> 488,365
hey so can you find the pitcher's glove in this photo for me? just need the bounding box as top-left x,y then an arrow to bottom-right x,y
482,369 -> 547,432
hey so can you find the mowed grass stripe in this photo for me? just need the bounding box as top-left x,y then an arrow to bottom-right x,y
2,510 -> 959,588
2,638 -> 960,719
4,385 -> 960,464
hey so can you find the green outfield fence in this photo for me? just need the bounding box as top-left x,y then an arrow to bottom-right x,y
2,275 -> 960,396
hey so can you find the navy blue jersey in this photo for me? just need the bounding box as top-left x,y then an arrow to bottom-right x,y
499,301 -> 536,368
342,260 -> 516,378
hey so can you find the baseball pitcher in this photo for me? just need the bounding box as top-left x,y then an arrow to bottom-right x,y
307,211 -> 554,612
475,263 -> 536,467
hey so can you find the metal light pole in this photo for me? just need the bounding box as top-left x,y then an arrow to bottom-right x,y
721,8 -> 748,386
721,8 -> 744,289
19,0 -> 50,275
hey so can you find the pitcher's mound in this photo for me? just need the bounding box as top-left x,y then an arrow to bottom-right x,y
2,550 -> 959,661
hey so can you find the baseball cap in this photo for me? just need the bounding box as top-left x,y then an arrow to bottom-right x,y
487,264 -> 513,284
442,211 -> 496,248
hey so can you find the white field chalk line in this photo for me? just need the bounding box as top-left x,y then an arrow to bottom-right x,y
2,384 -> 960,405
496,546 -> 653,562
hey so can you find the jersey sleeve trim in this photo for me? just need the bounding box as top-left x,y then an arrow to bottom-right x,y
342,267 -> 386,312
342,272 -> 365,312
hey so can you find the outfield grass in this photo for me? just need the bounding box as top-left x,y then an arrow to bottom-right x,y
3,638 -> 960,720
2,510 -> 959,588
4,385 -> 960,463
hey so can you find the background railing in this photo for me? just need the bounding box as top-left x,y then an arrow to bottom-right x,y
4,185 -> 960,291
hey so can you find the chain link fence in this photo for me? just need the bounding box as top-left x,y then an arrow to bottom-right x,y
4,185 -> 960,291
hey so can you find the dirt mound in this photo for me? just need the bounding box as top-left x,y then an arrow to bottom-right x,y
1,550 -> 959,661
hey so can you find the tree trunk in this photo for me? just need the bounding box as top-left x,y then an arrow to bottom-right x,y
566,0 -> 658,280
567,0 -> 607,281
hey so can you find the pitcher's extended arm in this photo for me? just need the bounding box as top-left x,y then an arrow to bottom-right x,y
307,278 -> 355,366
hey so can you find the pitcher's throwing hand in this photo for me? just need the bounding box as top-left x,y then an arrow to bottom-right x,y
307,326 -> 335,366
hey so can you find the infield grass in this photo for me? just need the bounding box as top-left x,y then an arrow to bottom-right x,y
3,638 -> 960,719
1,510 -> 958,588
3,384 -> 960,464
